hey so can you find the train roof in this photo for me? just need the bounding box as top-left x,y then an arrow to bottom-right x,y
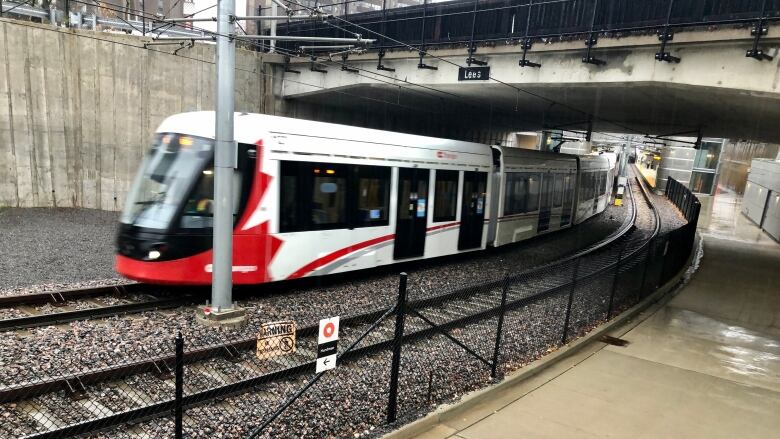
156,112 -> 493,156
578,154 -> 611,170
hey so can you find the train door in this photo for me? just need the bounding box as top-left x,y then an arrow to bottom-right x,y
537,172 -> 553,232
561,173 -> 574,227
394,168 -> 430,259
592,173 -> 600,213
458,171 -> 488,250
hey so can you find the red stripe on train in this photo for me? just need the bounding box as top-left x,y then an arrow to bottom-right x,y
285,221 -> 461,280
285,233 -> 396,280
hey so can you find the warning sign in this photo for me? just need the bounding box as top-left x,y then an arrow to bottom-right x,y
256,321 -> 296,360
316,316 -> 339,373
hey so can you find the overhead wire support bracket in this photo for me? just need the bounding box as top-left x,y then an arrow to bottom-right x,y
418,53 -> 438,70
747,0 -> 773,61
646,128 -> 703,148
465,0 -> 487,67
376,1 -> 395,72
417,0 -> 437,70
582,0 -> 606,66
152,36 -> 216,41
239,35 -> 374,44
377,50 -> 395,72
519,39 -> 541,68
310,55 -> 327,73
339,53 -> 359,73
283,55 -> 301,74
655,0 -> 680,63
518,1 -> 541,68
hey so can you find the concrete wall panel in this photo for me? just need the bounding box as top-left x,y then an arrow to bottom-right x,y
0,19 -> 269,210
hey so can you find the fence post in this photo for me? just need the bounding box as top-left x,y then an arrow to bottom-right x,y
175,331 -> 184,439
387,272 -> 408,424
561,258 -> 580,345
638,238 -> 654,301
490,275 -> 510,379
606,241 -> 626,319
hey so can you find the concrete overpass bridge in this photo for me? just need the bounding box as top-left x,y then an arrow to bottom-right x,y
272,0 -> 780,143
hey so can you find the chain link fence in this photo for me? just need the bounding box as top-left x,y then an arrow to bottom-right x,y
1,180 -> 700,438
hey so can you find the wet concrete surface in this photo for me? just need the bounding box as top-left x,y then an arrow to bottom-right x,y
407,187 -> 780,439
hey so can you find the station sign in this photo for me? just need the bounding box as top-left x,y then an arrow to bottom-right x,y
458,66 -> 490,81
257,320 -> 296,360
316,316 -> 340,373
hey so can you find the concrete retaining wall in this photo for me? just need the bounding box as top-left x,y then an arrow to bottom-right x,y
0,19 -> 269,210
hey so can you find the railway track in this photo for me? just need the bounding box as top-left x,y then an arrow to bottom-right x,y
4,179 -> 662,438
0,283 -> 192,331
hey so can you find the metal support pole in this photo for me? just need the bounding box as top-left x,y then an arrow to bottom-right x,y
174,332 -> 184,439
270,1 -> 277,53
491,275 -> 510,379
141,0 -> 145,36
387,272 -> 408,424
561,258 -> 580,345
212,0 -> 236,312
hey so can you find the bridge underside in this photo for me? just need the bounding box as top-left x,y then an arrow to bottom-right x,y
289,81 -> 780,141
280,29 -> 780,143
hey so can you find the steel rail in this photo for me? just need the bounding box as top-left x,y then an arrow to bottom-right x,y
0,282 -> 141,307
0,296 -> 191,331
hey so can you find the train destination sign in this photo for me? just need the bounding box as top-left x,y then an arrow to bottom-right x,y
458,66 -> 490,81
257,320 -> 297,360
316,316 -> 340,373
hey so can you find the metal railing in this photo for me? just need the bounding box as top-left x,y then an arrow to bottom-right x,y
274,0 -> 779,61
666,176 -> 702,225
0,1 -> 205,39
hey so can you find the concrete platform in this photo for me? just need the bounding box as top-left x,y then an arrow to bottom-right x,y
401,189 -> 780,439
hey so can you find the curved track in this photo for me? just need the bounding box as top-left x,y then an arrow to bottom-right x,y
2,180 -> 661,439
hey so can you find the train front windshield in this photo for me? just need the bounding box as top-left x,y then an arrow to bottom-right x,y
121,133 -> 215,230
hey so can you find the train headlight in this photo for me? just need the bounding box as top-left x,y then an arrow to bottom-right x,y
148,250 -> 161,260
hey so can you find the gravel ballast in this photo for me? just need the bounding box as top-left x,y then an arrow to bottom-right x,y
0,208 -> 121,292
0,184 -> 693,438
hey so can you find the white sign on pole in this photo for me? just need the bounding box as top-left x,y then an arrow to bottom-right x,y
316,316 -> 340,373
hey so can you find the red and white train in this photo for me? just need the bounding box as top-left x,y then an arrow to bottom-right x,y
116,112 -> 614,285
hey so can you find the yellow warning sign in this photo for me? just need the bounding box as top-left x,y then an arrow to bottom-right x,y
257,321 -> 296,360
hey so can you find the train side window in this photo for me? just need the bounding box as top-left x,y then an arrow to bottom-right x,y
280,161 -> 390,232
354,165 -> 390,227
526,173 -> 541,212
503,172 -> 540,215
312,166 -> 347,227
503,173 -> 525,215
553,174 -> 563,208
280,173 -> 298,231
280,161 -> 347,232
433,170 -> 458,222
